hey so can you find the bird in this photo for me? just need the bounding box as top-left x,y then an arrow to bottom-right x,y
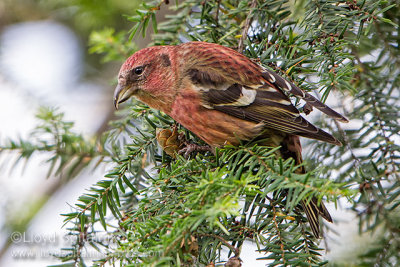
113,41 -> 348,238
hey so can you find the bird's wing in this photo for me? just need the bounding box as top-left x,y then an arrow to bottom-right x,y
180,41 -> 348,123
186,67 -> 342,146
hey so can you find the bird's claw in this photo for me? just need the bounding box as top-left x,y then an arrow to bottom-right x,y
178,143 -> 212,159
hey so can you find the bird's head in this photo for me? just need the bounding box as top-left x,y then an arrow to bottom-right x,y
114,46 -> 176,111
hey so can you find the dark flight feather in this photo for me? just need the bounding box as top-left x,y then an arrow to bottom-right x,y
261,68 -> 349,123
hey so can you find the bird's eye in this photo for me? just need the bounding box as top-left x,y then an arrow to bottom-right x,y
134,67 -> 144,75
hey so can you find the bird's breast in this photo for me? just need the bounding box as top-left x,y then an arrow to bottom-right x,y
170,91 -> 263,147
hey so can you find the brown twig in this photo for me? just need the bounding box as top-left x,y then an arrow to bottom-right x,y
215,0 -> 221,26
265,196 -> 286,264
237,0 -> 257,53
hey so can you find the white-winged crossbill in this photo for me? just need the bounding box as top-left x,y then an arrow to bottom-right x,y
114,41 -> 348,238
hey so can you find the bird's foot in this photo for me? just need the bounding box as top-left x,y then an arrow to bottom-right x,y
178,142 -> 212,159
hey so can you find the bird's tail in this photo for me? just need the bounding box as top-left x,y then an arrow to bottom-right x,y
280,135 -> 332,238
301,197 -> 332,238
